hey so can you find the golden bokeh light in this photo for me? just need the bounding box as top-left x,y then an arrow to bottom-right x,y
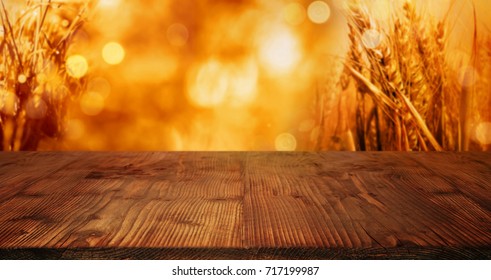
187,58 -> 258,108
258,25 -> 301,75
283,2 -> 306,26
17,74 -> 27,84
187,59 -> 229,108
226,59 -> 258,106
275,133 -> 297,151
102,42 -> 125,65
0,89 -> 18,116
66,55 -> 89,79
308,1 -> 331,24
98,0 -> 121,10
475,122 -> 491,145
80,92 -> 105,116
167,23 -> 189,47
61,19 -> 70,28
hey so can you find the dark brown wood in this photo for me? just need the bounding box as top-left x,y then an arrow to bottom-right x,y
0,152 -> 490,259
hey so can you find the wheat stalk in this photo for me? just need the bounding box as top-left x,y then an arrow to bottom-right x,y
333,0 -> 488,151
0,0 -> 89,151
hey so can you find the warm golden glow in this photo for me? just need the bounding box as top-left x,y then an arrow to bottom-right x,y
186,57 -> 258,108
299,119 -> 316,132
0,89 -> 18,116
258,25 -> 301,75
275,133 -> 297,151
2,0 -> 489,152
36,73 -> 48,84
283,2 -> 306,26
122,53 -> 179,84
308,1 -> 331,24
187,59 -> 229,108
98,0 -> 121,10
80,92 -> 105,116
167,23 -> 189,47
61,19 -> 70,28
102,42 -> 125,65
17,74 -> 27,84
65,119 -> 85,141
66,55 -> 89,79
88,77 -> 112,99
226,59 -> 258,106
475,122 -> 491,145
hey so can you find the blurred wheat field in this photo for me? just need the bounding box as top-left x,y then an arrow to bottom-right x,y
1,0 -> 490,151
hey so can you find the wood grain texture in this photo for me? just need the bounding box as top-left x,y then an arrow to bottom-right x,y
0,152 -> 490,259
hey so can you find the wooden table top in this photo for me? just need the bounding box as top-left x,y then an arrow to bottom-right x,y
0,152 -> 490,259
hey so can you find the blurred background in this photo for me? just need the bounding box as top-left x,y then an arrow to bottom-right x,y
3,0 -> 491,151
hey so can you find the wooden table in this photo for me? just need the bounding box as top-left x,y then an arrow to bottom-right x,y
0,152 -> 490,259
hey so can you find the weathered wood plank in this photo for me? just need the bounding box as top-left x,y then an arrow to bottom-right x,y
0,153 -> 243,249
0,152 -> 490,259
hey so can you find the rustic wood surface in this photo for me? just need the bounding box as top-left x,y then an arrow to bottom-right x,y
0,152 -> 490,259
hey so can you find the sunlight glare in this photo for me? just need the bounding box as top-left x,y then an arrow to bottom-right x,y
258,26 -> 301,76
